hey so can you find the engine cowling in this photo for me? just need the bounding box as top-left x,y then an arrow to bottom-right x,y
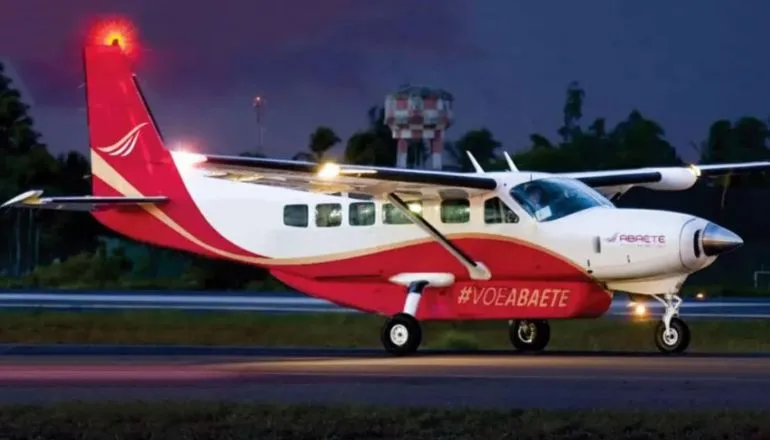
678,217 -> 726,271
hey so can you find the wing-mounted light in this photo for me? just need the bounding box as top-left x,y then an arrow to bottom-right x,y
316,162 -> 377,180
317,162 -> 341,180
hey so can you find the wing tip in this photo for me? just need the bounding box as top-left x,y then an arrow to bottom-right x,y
1,190 -> 44,209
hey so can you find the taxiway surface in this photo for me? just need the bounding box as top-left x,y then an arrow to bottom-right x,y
1,346 -> 770,409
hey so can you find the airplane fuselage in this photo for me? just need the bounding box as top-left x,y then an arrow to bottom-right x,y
90,155 -> 725,322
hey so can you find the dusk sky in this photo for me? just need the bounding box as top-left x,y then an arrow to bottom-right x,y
1,0 -> 768,163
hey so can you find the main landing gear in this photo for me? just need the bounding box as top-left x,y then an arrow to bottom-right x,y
508,319 -> 551,352
651,293 -> 690,354
381,280 -> 428,356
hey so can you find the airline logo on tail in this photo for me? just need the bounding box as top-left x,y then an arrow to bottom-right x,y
95,122 -> 148,157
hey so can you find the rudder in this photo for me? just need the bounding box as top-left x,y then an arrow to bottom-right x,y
82,42 -> 253,260
84,42 -> 171,196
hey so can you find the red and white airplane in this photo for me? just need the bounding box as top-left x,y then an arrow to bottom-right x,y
3,39 -> 762,356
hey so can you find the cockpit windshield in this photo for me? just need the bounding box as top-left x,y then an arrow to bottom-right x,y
510,177 -> 614,222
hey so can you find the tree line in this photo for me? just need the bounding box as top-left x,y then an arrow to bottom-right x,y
1,63 -> 768,291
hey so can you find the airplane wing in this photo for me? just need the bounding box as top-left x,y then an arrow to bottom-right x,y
559,161 -> 770,198
187,152 -> 770,200
1,190 -> 168,211
188,153 -> 498,200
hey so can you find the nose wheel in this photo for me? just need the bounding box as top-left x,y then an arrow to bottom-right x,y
652,293 -> 690,354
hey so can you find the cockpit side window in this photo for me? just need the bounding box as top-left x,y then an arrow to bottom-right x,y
510,177 -> 613,222
484,197 -> 518,224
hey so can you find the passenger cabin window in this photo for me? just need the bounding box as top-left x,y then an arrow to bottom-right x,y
383,201 -> 422,224
283,204 -> 308,227
440,199 -> 470,223
484,197 -> 518,223
349,202 -> 375,226
315,203 -> 342,227
510,177 -> 613,222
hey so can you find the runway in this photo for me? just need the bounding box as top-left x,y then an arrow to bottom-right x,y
2,346 -> 770,409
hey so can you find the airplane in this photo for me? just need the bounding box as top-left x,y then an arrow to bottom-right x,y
2,38 -> 764,357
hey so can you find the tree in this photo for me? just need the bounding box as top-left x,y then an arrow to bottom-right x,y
697,117 -> 770,207
344,105 -> 398,166
0,62 -> 108,275
518,81 -> 680,173
0,62 -> 57,275
557,81 -> 585,143
699,117 -> 770,164
293,126 -> 340,162
446,128 -> 502,171
608,109 -> 681,168
42,151 -> 106,261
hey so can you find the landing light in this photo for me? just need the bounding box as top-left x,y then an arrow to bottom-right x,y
627,301 -> 647,318
696,292 -> 705,300
317,162 -> 341,180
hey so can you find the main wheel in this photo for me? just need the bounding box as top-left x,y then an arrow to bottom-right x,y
655,317 -> 690,354
381,313 -> 422,356
509,319 -> 550,352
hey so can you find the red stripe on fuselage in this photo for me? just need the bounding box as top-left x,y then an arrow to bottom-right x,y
272,270 -> 611,320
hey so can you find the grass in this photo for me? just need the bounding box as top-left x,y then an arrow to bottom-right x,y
0,309 -> 769,352
0,402 -> 767,439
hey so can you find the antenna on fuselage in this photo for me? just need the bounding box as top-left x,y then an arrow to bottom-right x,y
502,151 -> 518,171
465,151 -> 485,173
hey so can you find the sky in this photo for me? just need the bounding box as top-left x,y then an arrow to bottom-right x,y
1,0 -> 769,163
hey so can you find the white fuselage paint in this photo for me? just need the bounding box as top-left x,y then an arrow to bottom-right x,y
174,161 -> 720,296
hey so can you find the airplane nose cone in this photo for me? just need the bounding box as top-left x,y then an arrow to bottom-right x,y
701,223 -> 743,256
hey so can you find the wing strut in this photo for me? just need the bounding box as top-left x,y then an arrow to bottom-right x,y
386,193 -> 491,280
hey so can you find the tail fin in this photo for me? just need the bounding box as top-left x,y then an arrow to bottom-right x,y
81,42 -> 253,259
84,42 -> 171,195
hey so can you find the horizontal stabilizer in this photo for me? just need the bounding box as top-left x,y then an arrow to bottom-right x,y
1,190 -> 167,212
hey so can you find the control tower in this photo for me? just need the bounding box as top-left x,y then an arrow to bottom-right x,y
384,85 -> 454,170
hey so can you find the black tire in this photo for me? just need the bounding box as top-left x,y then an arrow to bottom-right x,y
654,317 -> 690,354
509,319 -> 550,352
381,313 -> 422,356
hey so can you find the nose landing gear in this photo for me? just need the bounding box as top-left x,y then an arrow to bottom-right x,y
652,293 -> 690,354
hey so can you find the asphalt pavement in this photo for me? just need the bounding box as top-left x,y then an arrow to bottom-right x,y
0,346 -> 769,409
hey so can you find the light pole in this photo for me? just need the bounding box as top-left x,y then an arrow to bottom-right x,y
253,95 -> 264,155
